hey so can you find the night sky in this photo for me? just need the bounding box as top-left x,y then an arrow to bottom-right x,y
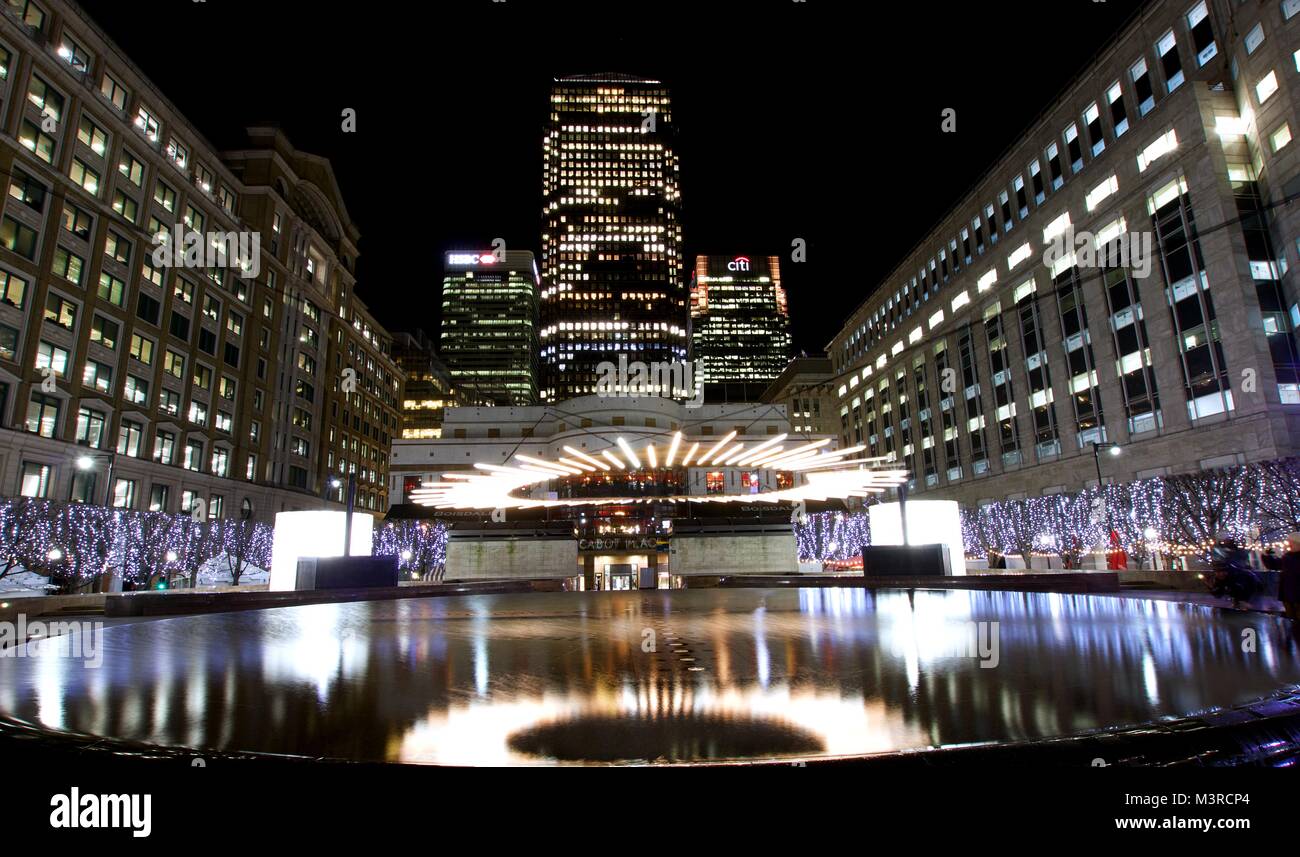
80,0 -> 1140,356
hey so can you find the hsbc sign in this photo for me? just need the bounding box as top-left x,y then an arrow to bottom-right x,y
448,253 -> 497,266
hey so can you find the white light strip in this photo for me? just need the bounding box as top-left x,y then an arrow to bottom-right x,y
754,438 -> 832,466
681,442 -> 700,467
515,454 -> 581,475
664,431 -> 683,467
758,450 -> 821,469
616,436 -> 642,469
786,456 -> 896,472
697,430 -> 737,466
562,445 -> 611,471
518,464 -> 570,478
749,447 -> 806,467
410,459 -> 911,509
717,443 -> 747,465
781,445 -> 869,469
744,445 -> 784,465
732,433 -> 788,465
557,456 -> 596,472
646,444 -> 658,468
601,449 -> 627,470
473,463 -> 544,477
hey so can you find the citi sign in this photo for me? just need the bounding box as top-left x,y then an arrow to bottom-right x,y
727,256 -> 751,272
448,252 -> 497,266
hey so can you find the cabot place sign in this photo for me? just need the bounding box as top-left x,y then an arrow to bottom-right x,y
578,537 -> 668,552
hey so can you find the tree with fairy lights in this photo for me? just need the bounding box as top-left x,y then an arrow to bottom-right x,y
794,511 -> 870,564
65,505 -> 123,585
1160,466 -> 1254,555
989,498 -> 1042,567
1253,457 -> 1300,542
1042,489 -> 1104,568
208,517 -> 270,586
121,510 -> 181,587
375,520 -> 447,580
0,498 -> 45,582
1105,478 -> 1166,569
959,506 -> 987,559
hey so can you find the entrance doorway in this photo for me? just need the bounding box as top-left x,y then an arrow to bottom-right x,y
606,563 -> 636,590
584,554 -> 652,591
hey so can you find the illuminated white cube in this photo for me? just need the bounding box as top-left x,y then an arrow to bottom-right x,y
868,500 -> 966,576
270,511 -> 374,591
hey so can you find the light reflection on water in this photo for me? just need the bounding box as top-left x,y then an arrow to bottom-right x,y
0,588 -> 1297,765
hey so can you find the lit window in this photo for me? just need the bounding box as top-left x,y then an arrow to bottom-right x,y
1256,70 -> 1279,103
1271,123 -> 1292,152
1042,213 -> 1071,243
1013,278 -> 1036,304
1085,175 -> 1119,212
1156,30 -> 1183,92
1244,23 -> 1265,55
1136,129 -> 1178,171
1187,1 -> 1217,67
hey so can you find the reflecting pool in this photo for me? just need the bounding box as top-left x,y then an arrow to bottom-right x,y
1,588 -> 1297,765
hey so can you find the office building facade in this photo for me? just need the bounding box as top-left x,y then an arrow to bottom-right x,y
760,356 -> 838,437
691,254 -> 791,400
439,249 -> 539,406
0,0 -> 400,521
540,74 -> 687,403
393,329 -> 462,440
827,0 -> 1300,507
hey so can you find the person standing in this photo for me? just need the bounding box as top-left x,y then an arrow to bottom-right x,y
1280,532 -> 1300,623
1106,529 -> 1128,571
1209,533 -> 1258,609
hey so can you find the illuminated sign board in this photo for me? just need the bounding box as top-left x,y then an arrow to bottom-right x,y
727,256 -> 751,272
447,252 -> 497,266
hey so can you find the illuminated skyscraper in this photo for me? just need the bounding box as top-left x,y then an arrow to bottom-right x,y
540,74 -> 687,403
691,255 -> 792,401
440,250 -> 539,406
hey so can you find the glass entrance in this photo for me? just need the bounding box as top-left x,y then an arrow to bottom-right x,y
606,563 -> 636,590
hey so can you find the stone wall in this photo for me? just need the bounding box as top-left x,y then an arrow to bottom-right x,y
446,538 -> 578,580
670,533 -> 798,575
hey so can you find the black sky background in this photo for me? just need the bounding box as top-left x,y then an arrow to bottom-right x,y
78,0 -> 1142,356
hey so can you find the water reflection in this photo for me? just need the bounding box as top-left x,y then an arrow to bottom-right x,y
0,588 -> 1297,765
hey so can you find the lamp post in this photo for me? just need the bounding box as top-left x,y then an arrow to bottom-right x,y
343,472 -> 357,557
1091,441 -> 1122,532
76,450 -> 117,507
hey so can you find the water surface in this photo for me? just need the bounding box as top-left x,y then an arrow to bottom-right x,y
1,588 -> 1297,765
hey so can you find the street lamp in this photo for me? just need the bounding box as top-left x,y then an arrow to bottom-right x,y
76,450 -> 117,507
1092,441 -> 1122,532
322,475 -> 343,508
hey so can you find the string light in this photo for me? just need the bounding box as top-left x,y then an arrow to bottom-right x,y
0,498 -> 448,586
958,459 -> 1298,562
